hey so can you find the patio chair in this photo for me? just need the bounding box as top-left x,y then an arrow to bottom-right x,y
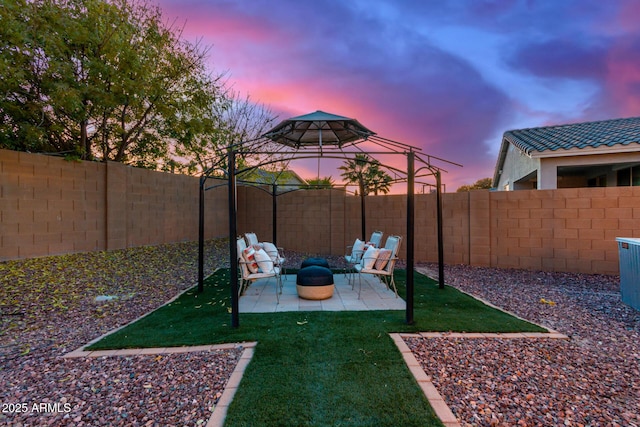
237,237 -> 282,302
355,235 -> 402,299
244,232 -> 259,246
344,231 -> 383,283
345,238 -> 365,284
244,232 -> 287,278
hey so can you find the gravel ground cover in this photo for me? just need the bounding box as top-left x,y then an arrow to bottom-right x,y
1,350 -> 241,426
409,264 -> 640,427
0,240 -> 242,427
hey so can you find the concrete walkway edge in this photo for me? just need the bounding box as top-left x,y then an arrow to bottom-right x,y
390,333 -> 461,427
206,344 -> 257,427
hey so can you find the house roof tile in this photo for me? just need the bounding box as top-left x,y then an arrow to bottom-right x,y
503,116 -> 640,155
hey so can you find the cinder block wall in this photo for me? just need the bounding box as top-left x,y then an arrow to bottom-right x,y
0,149 -> 226,260
1,150 -> 107,259
118,163 -> 226,249
4,149 -> 639,275
238,187 -> 352,256
237,189 -> 412,260
487,187 -> 640,274
237,185 -> 637,275
357,194 -> 409,260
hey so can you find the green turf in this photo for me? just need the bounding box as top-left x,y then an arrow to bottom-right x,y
88,269 -> 544,426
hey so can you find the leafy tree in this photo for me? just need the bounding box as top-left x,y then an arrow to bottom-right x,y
0,0 -> 228,172
456,177 -> 493,192
304,176 -> 335,189
0,0 -> 52,151
339,153 -> 393,195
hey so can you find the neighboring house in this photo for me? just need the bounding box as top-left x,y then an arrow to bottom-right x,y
239,168 -> 308,193
493,116 -> 640,190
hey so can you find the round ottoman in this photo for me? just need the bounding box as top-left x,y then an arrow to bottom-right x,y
296,266 -> 335,300
301,257 -> 330,269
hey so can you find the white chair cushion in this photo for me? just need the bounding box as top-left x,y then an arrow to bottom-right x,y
345,254 -> 359,264
350,238 -> 365,261
369,231 -> 383,248
247,267 -> 280,278
361,246 -> 380,269
254,248 -> 275,273
237,238 -> 247,254
262,242 -> 279,262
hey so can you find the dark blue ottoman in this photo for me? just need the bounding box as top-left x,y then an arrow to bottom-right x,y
296,265 -> 334,300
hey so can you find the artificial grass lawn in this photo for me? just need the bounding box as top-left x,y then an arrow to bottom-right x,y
90,269 -> 545,426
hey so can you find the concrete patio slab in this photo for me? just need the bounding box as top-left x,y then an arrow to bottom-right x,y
239,272 -> 405,313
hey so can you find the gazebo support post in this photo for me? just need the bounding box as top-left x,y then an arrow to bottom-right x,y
198,175 -> 206,293
228,149 -> 240,328
436,170 -> 445,289
272,184 -> 277,245
360,183 -> 366,241
406,149 -> 415,324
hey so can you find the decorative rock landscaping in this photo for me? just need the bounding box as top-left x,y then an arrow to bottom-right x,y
411,264 -> 640,427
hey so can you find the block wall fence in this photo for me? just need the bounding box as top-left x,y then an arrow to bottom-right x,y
0,149 -> 227,260
3,149 -> 640,275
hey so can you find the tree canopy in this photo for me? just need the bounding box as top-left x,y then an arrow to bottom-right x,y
0,0 -> 242,173
456,177 -> 493,192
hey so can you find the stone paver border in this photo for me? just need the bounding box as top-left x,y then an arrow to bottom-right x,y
390,332 -> 570,427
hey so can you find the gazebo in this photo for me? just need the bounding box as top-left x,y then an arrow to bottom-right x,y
198,110 -> 461,327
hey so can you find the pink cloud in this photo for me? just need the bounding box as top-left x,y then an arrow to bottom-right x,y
604,37 -> 640,115
611,0 -> 640,34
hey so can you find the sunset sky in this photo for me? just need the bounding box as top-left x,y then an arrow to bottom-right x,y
156,0 -> 640,191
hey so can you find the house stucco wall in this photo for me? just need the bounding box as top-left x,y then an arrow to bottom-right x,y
496,143 -> 538,190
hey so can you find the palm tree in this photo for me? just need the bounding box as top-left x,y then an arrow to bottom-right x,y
339,154 -> 393,239
338,153 -> 392,195
362,162 -> 393,195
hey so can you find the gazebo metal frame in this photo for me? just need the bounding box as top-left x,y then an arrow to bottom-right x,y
197,111 -> 461,327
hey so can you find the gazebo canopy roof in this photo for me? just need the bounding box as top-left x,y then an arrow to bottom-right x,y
263,110 -> 376,148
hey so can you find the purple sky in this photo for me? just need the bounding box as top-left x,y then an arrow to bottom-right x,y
156,0 -> 640,191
